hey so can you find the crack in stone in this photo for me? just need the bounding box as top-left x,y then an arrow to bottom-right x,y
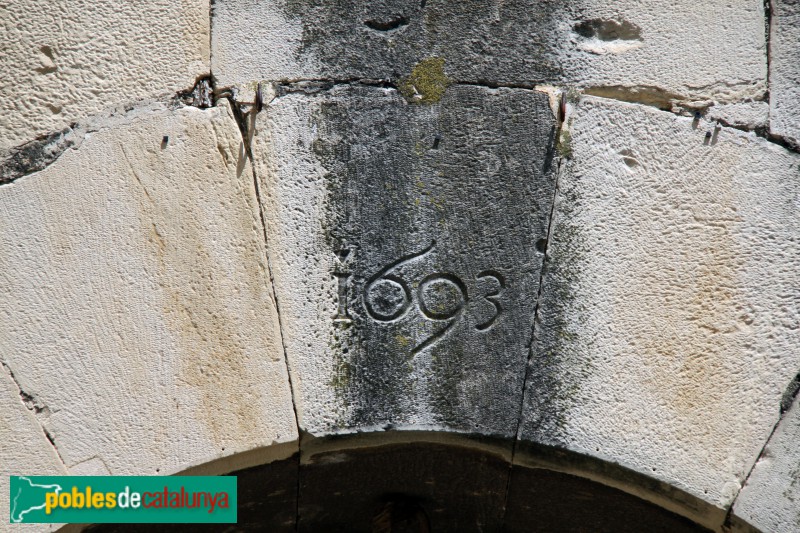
498,106 -> 566,529
218,92 -> 303,532
221,78 -> 800,154
0,78 -> 215,185
723,371 -> 800,527
0,127 -> 77,185
584,91 -> 800,154
765,0 -> 773,96
2,362 -> 67,470
217,79 -> 547,104
711,114 -> 800,153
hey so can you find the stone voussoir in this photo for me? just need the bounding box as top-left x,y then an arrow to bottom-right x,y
253,83 -> 558,440
519,94 -> 800,526
732,380 -> 800,533
0,100 -> 298,479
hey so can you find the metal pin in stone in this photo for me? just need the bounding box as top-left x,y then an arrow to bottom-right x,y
256,82 -> 263,112
161,135 -> 169,148
692,110 -> 702,130
559,92 -> 567,123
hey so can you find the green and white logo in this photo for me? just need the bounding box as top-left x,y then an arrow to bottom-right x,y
9,476 -> 236,524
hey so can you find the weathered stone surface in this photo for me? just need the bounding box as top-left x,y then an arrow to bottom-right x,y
0,0 -> 209,154
0,101 -> 297,476
520,96 -> 800,510
733,384 -> 800,532
706,101 -> 770,132
212,0 -> 765,103
1,369 -> 67,531
770,0 -> 800,146
254,84 -> 557,437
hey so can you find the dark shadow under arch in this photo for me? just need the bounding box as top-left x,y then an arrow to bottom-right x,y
80,432 -> 762,532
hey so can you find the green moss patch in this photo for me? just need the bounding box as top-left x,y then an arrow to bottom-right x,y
399,57 -> 451,104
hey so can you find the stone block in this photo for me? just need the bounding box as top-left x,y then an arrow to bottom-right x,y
1,369 -> 68,531
733,384 -> 800,533
770,0 -> 800,146
212,0 -> 765,104
0,101 -> 297,476
0,0 -> 209,154
253,83 -> 557,437
519,96 -> 800,511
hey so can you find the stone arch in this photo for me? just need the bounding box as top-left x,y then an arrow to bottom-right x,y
76,432 -> 760,532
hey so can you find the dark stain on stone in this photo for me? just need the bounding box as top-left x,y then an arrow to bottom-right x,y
306,84 -> 557,435
780,371 -> 800,414
0,127 -> 75,184
520,176 -> 590,446
573,18 -> 642,41
277,0 -> 565,84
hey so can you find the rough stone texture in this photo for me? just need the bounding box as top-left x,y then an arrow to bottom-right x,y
733,386 -> 800,532
706,101 -> 770,131
520,96 -> 800,509
0,101 -> 298,477
212,0 -> 765,103
253,84 -> 557,437
1,369 -> 67,531
770,0 -> 800,147
0,0 -> 209,155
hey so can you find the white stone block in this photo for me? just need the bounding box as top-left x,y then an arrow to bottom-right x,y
1,369 -> 67,531
770,0 -> 800,146
733,386 -> 800,533
0,101 -> 298,477
0,0 -> 209,153
520,96 -> 800,512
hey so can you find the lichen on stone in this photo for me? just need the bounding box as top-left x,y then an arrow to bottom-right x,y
557,129 -> 573,159
399,57 -> 451,105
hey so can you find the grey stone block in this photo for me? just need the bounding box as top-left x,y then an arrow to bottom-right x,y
254,83 -> 558,437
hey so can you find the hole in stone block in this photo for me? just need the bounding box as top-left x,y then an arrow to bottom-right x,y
365,15 -> 409,32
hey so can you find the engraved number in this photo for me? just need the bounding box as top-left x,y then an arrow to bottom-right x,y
475,270 -> 505,331
412,273 -> 468,354
359,241 -> 506,354
363,241 -> 435,323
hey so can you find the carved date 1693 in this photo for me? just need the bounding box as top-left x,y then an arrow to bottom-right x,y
336,241 -> 506,354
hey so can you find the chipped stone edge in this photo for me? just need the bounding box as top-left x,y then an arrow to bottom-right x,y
0,77 -> 214,186
2,362 -> 67,471
724,371 -> 800,531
